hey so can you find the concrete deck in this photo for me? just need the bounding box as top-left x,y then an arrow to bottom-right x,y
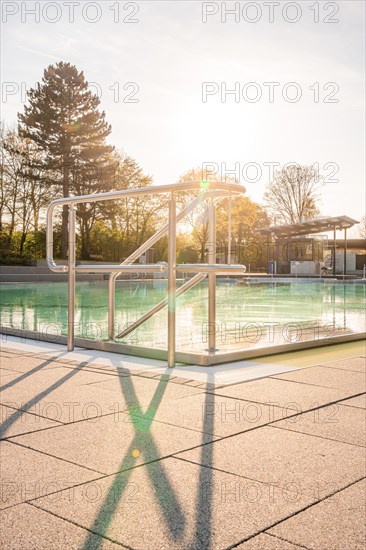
0,337 -> 365,549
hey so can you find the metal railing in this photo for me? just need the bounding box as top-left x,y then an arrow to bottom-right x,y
46,181 -> 246,367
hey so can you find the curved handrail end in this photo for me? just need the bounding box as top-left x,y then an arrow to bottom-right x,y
47,258 -> 68,273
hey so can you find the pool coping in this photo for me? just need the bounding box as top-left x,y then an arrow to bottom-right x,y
1,325 -> 365,366
1,334 -> 365,387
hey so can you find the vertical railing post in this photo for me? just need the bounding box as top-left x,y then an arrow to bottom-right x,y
108,275 -> 115,341
167,192 -> 176,368
208,198 -> 217,352
333,225 -> 336,276
228,192 -> 232,265
67,205 -> 76,352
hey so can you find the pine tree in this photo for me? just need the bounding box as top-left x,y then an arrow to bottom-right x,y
18,61 -> 114,258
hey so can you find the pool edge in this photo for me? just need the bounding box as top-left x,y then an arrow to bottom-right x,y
1,325 -> 365,366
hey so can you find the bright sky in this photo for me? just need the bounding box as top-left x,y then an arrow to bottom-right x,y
1,1 -> 365,226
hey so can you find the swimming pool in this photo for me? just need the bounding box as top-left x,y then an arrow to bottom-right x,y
1,280 -> 365,361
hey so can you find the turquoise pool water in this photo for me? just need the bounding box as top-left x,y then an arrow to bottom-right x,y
0,280 -> 365,352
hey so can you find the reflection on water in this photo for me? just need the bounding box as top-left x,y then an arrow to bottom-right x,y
1,280 -> 365,352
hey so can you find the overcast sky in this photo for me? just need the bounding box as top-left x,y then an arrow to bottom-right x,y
1,1 -> 365,226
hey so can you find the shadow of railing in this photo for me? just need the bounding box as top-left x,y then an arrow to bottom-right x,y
1,350 -> 217,548
193,385 -> 215,548
0,355 -> 67,392
81,373 -> 186,549
82,371 -> 217,549
0,358 -> 88,438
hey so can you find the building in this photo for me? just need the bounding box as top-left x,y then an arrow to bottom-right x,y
255,216 -> 364,276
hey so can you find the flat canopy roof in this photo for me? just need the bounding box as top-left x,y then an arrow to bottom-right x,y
255,215 -> 359,238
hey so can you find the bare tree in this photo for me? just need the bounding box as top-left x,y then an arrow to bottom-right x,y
0,124 -> 53,255
264,164 -> 324,224
0,126 -> 21,239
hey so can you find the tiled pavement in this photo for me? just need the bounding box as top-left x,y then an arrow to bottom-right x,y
0,343 -> 365,549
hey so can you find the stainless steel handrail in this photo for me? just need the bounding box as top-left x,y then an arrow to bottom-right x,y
75,264 -> 166,273
176,264 -> 247,273
46,181 -> 244,273
114,265 -> 247,341
115,273 -> 207,340
108,191 -> 215,340
208,198 -> 217,351
46,181 -> 246,364
107,190 -> 238,340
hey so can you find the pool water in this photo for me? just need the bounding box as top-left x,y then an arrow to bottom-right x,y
0,280 -> 365,352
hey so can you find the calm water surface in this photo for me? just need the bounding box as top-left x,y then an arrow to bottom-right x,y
1,280 -> 365,352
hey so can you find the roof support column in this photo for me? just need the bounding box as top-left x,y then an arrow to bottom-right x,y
344,227 -> 347,278
333,226 -> 336,276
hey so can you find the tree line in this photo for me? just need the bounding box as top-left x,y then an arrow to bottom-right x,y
1,61 -> 326,266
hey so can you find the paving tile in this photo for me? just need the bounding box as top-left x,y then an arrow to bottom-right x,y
2,340 -> 365,549
272,403 -> 366,447
167,376 -> 192,385
1,367 -> 202,424
86,374 -> 203,405
211,377 -> 351,412
268,479 -> 366,550
0,367 -> 19,376
339,394 -> 366,409
0,351 -> 127,376
176,426 -> 366,498
132,369 -> 161,378
0,503 -> 121,549
319,356 -> 366,373
0,441 -> 100,509
184,380 -> 207,387
0,354 -> 66,373
0,341 -> 171,374
272,365 -> 366,393
33,457 -> 312,550
0,351 -> 16,360
236,533 -> 304,549
0,364 -> 115,397
0,366 -> 27,378
0,371 -> 20,383
0,367 -> 128,423
0,405 -> 60,439
143,392 -> 290,437
11,410 -> 217,475
0,348 -> 25,356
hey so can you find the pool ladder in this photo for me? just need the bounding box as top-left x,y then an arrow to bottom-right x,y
46,182 -> 246,367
